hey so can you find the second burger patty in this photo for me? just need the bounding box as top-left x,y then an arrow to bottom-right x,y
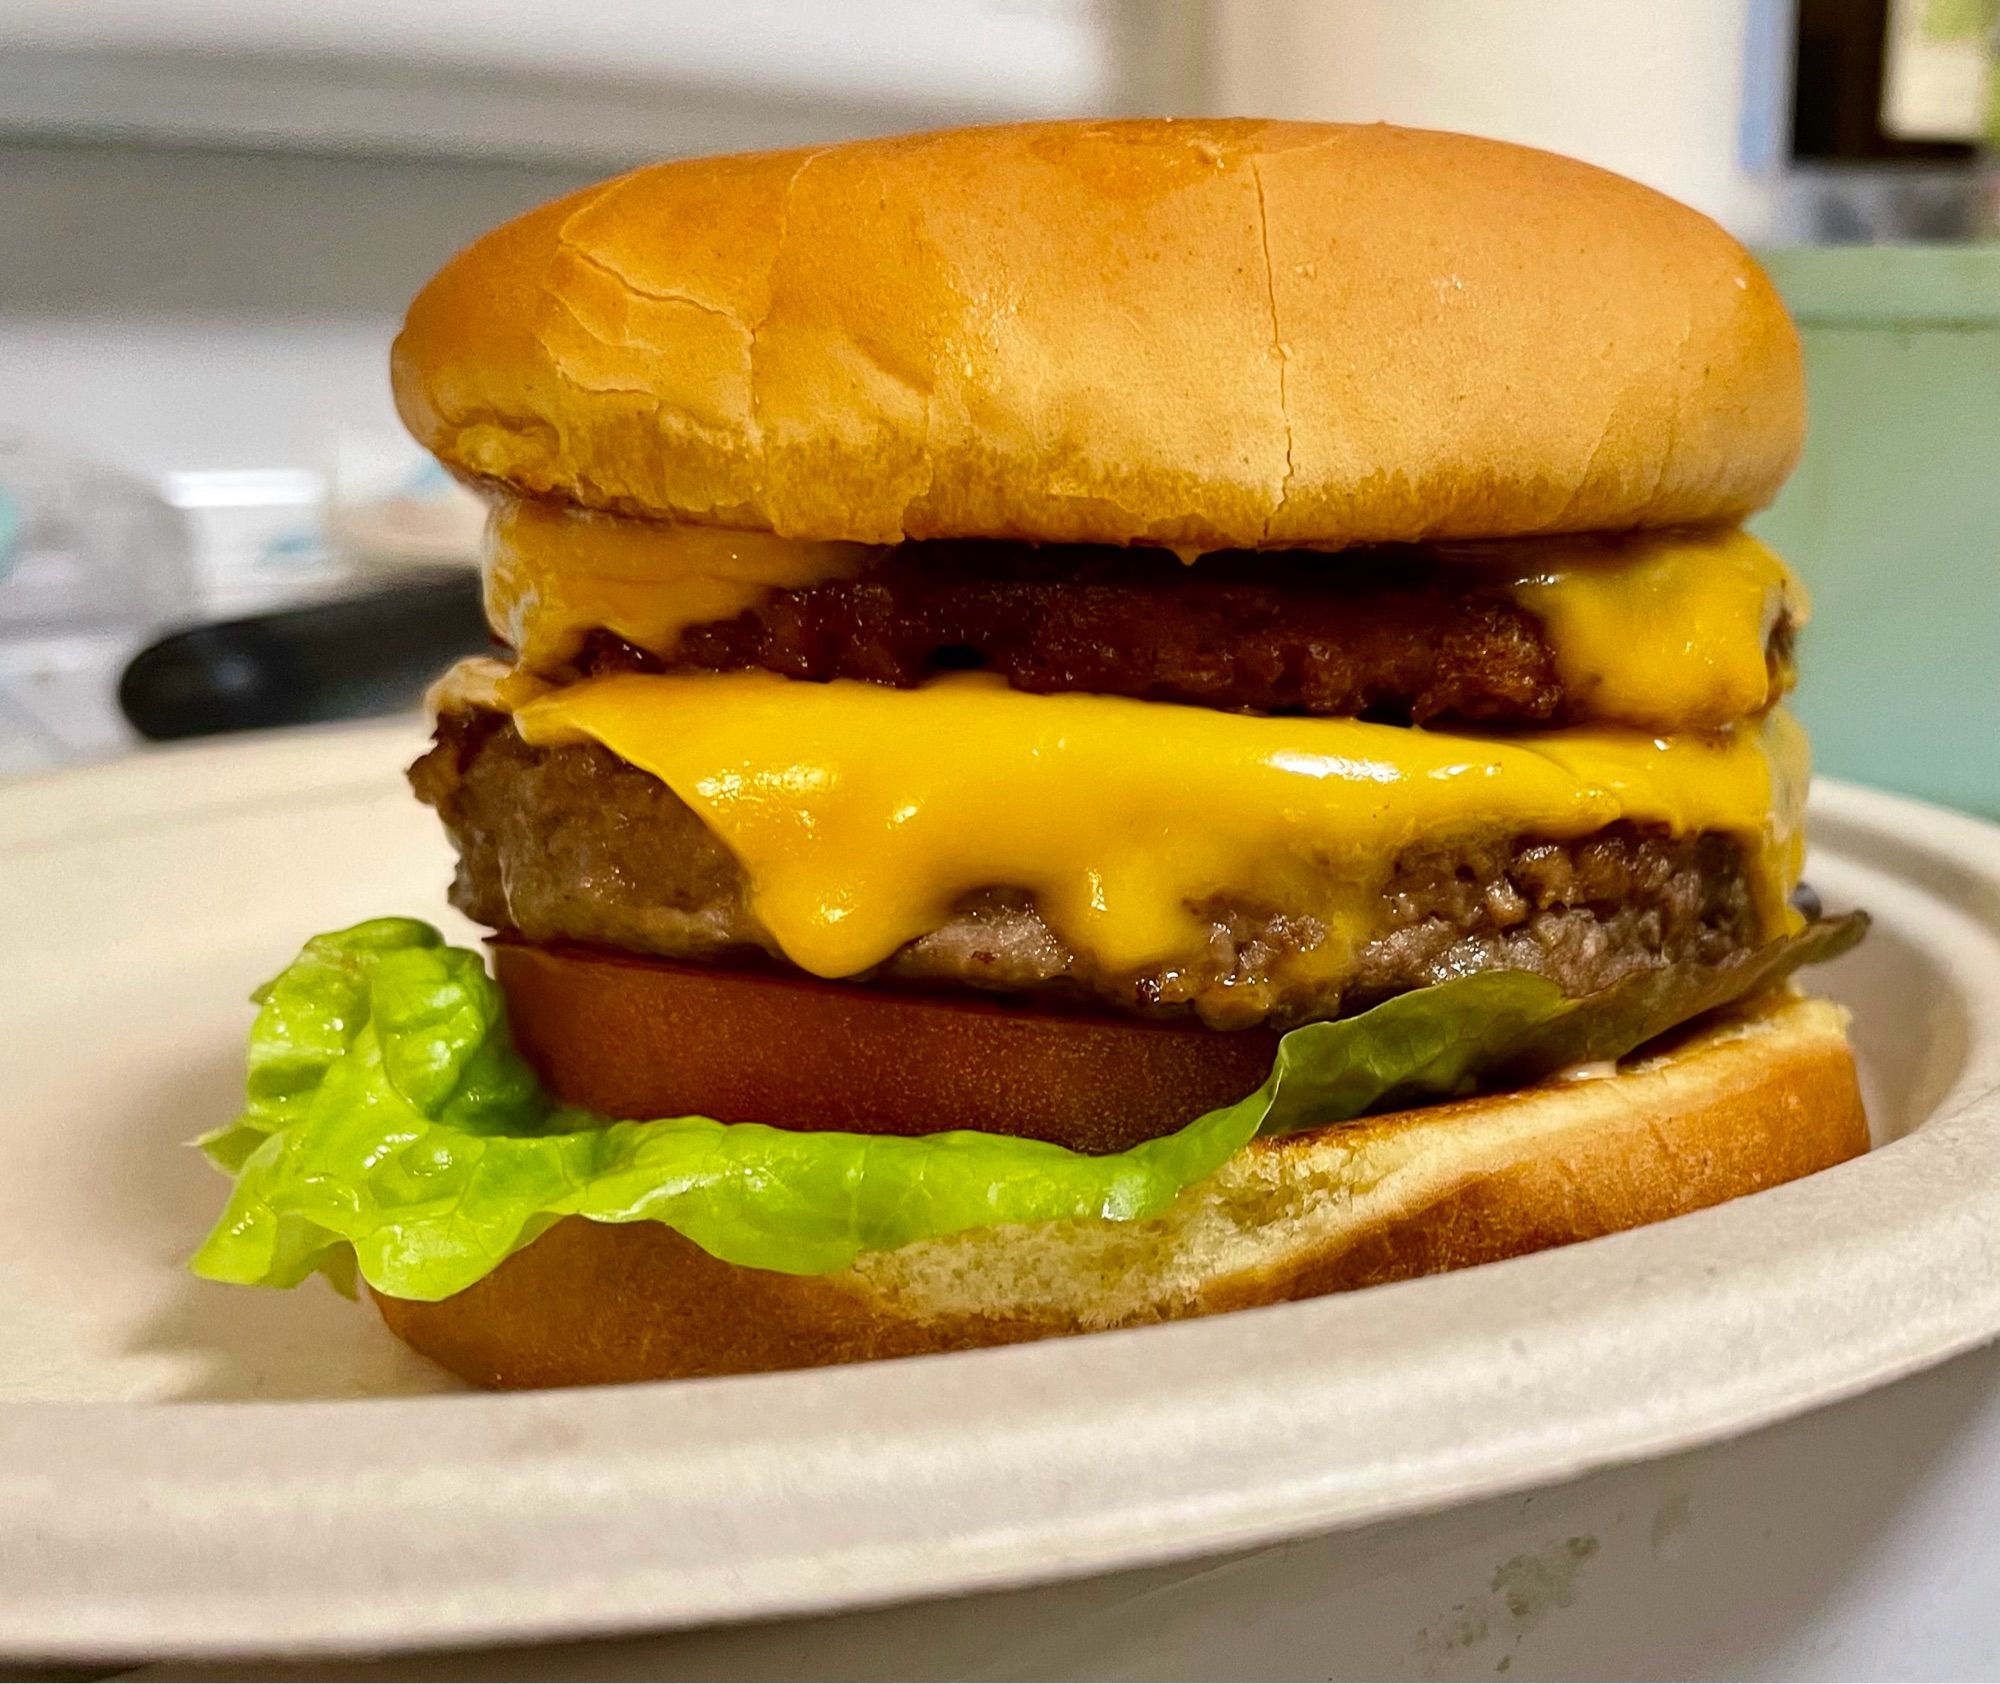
413,713 -> 1761,1031
564,541 -> 1790,730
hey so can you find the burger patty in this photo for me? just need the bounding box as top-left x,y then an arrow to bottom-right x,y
412,714 -> 1760,1030
566,542 -> 1793,730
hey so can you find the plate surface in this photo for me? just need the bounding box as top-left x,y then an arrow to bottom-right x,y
2,720 -> 1997,1661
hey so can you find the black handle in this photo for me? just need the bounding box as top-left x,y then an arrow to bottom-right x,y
119,569 -> 491,740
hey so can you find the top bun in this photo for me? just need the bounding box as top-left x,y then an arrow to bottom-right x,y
393,120 -> 1804,554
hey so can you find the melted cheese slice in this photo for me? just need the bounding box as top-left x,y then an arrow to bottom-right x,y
487,498 -> 873,674
501,669 -> 1807,982
1488,528 -> 1802,730
486,504 -> 1800,732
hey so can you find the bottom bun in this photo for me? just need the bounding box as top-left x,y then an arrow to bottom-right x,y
374,993 -> 1866,1388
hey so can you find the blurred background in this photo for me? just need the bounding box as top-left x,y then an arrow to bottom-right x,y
1,0 -> 1994,814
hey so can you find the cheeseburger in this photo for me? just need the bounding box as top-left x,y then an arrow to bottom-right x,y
194,120 -> 1868,1387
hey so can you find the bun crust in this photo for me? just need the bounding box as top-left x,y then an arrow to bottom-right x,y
392,120 -> 1804,555
374,995 -> 1865,1387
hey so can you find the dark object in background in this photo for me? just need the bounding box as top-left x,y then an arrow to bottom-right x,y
119,569 -> 488,740
1793,0 -> 1979,164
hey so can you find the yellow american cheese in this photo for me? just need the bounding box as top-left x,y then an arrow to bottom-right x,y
486,497 -> 874,674
1489,528 -> 1802,731
503,669 -> 1807,983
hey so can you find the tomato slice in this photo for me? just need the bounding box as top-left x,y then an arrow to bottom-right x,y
492,940 -> 1280,1154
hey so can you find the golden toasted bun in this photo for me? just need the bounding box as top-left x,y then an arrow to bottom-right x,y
374,994 -> 1865,1388
391,119 -> 1803,555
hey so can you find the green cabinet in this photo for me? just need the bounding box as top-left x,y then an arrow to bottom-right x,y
1752,247 -> 2000,818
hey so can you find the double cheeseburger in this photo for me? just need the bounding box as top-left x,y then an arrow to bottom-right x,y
194,120 -> 1868,1387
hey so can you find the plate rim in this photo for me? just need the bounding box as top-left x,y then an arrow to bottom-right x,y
3,740 -> 1999,1661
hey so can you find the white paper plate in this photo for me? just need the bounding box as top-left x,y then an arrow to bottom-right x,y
2,720 -> 1997,1663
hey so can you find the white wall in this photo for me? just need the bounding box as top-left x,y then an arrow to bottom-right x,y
1207,0 -> 1791,237
0,143 -> 606,475
0,0 -> 1113,163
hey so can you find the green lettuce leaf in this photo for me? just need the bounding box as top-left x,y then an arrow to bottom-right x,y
192,913 -> 1864,1300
